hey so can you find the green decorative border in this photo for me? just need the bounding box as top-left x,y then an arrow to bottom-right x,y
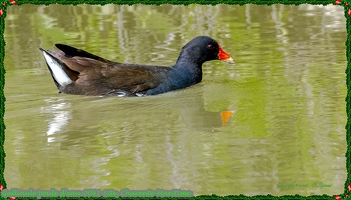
0,0 -> 349,199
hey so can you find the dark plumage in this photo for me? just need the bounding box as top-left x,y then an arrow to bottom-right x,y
39,36 -> 234,97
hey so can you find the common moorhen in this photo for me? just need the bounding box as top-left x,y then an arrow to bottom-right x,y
39,36 -> 234,96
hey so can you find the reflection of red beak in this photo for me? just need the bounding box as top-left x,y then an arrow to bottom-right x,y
221,111 -> 234,126
218,45 -> 234,64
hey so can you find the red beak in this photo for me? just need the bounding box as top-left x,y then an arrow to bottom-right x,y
218,45 -> 234,63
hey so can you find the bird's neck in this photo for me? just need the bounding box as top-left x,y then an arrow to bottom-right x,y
172,59 -> 203,83
145,61 -> 203,96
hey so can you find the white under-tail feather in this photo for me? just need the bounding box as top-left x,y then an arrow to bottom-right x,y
42,51 -> 73,87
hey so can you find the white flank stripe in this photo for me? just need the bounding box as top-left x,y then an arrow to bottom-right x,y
42,51 -> 73,86
116,92 -> 126,97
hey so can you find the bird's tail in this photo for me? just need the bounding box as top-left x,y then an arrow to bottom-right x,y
39,48 -> 74,89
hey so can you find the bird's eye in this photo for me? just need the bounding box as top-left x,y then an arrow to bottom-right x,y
207,44 -> 214,50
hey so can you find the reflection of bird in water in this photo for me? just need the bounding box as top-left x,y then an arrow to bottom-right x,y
221,111 -> 234,126
41,87 -> 236,146
40,98 -> 72,143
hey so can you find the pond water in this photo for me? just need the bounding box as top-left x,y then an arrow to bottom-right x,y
3,4 -> 347,196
